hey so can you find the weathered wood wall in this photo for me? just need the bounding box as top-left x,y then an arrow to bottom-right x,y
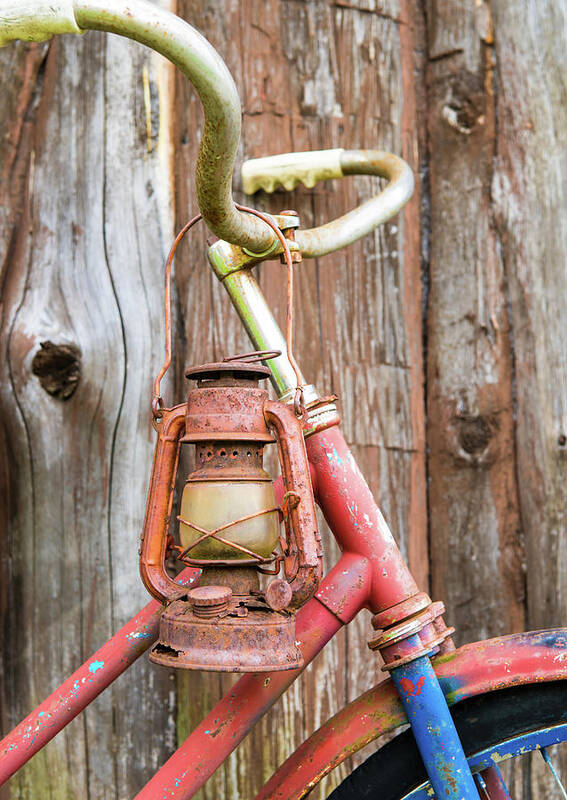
0,0 -> 565,798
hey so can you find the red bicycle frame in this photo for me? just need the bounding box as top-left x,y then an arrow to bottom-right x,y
2,421 -> 567,798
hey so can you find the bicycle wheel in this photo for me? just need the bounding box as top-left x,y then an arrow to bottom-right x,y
327,681 -> 567,799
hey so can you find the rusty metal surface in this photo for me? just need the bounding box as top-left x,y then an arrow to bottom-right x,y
179,362 -> 281,587
254,628 -> 567,800
369,602 -> 454,671
372,592 -> 431,630
149,597 -> 302,672
153,213 -> 203,416
140,357 -> 324,674
133,587 -> 347,800
185,441 -> 272,482
264,400 -> 323,611
185,361 -> 271,381
264,579 -> 293,612
139,404 -> 189,603
188,585 -> 233,616
179,362 -> 324,614
183,363 -> 274,443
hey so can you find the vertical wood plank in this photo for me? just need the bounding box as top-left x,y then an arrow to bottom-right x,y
424,0 -> 525,644
0,7 -> 177,797
490,0 -> 567,633
489,3 -> 567,796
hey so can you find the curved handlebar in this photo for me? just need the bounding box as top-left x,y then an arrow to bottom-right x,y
242,149 -> 414,259
0,0 -> 275,251
0,1 -> 414,257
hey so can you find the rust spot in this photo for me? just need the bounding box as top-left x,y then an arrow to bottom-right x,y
31,341 -> 81,400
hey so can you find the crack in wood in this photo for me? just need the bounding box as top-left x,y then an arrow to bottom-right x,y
332,2 -> 403,23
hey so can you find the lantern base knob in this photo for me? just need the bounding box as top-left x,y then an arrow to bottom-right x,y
149,598 -> 303,672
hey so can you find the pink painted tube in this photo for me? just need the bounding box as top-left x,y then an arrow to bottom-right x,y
0,567 -> 200,785
133,556 -> 367,800
307,426 -> 419,613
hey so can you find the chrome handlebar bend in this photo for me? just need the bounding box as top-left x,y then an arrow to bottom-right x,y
0,0 -> 273,250
0,0 -> 414,255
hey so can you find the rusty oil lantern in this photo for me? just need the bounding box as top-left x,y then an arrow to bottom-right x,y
139,353 -> 323,672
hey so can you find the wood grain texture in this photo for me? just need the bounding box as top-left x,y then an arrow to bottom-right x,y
488,2 -> 567,795
424,0 -> 525,644
0,15 -> 177,800
0,0 -> 565,798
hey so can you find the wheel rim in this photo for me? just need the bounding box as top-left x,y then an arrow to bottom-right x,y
403,722 -> 567,799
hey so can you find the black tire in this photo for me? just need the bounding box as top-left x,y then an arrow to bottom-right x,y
327,682 -> 567,800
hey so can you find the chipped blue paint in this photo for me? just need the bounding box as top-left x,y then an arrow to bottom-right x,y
126,630 -> 153,642
161,770 -> 188,797
88,661 -> 104,674
332,447 -> 343,465
391,641 -> 478,799
176,574 -> 198,584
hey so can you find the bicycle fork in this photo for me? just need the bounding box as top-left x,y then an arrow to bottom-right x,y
367,607 -> 480,798
390,648 -> 480,799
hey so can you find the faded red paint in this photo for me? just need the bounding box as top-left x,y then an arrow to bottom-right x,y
306,425 -> 420,613
400,676 -> 425,697
0,567 -> 200,786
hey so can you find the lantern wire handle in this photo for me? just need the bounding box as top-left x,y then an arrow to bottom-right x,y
153,213 -> 203,419
152,205 -> 304,419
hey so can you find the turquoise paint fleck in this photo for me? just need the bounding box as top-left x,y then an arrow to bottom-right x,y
89,660 -> 104,674
332,447 -> 344,465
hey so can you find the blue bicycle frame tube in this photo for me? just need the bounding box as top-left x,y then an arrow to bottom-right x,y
390,635 -> 479,800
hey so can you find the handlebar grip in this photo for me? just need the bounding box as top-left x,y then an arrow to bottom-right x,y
241,148 -> 414,259
0,1 -> 83,46
242,148 -> 344,194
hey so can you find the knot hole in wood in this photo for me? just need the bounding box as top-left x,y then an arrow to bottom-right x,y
31,341 -> 81,400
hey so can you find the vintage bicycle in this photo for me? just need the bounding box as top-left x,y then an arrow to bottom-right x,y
0,2 -> 566,799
